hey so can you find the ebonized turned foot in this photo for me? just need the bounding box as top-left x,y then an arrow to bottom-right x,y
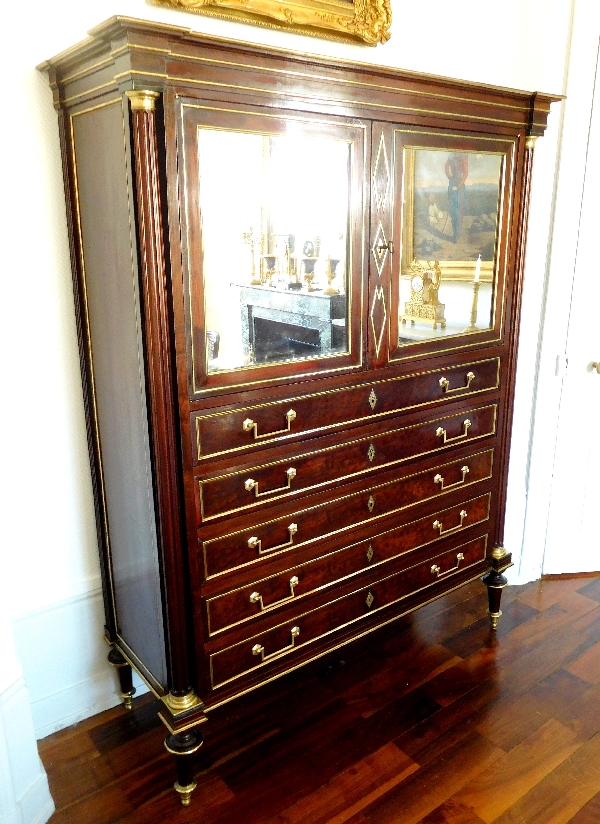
482,545 -> 513,630
107,647 -> 136,709
164,729 -> 204,806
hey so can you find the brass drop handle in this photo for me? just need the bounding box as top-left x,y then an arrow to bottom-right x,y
250,576 -> 299,611
436,419 -> 471,444
433,509 -> 468,536
243,409 -> 296,439
434,466 -> 469,491
245,467 -> 296,498
431,552 -> 465,578
252,626 -> 300,663
439,371 -> 475,393
248,523 -> 298,555
376,240 -> 394,259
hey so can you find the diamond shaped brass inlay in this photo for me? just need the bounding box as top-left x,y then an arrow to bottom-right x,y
368,388 -> 377,410
367,443 -> 375,462
367,494 -> 375,512
370,285 -> 387,359
366,591 -> 375,609
372,134 -> 390,215
366,545 -> 374,563
372,223 -> 388,277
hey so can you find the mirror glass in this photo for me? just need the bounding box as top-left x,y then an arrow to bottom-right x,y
399,148 -> 503,344
197,129 -> 351,372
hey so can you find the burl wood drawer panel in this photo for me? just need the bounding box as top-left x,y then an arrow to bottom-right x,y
197,404 -> 497,521
193,358 -> 500,462
206,493 -> 491,635
209,534 -> 488,688
201,448 -> 494,579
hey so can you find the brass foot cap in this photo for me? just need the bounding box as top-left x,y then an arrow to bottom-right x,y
488,610 -> 502,630
174,781 -> 197,806
120,689 -> 136,710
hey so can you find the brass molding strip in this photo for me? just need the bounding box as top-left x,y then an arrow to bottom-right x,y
198,405 -> 497,521
114,635 -> 167,698
209,535 -> 488,689
205,492 -> 491,636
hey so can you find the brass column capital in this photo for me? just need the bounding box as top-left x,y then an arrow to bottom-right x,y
126,90 -> 160,111
525,135 -> 538,150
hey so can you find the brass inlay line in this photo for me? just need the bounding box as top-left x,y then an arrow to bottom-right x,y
205,492 -> 491,636
198,407 -> 496,521
195,357 -> 500,460
62,79 -> 119,105
204,552 -> 488,710
209,535 -> 488,689
201,449 -> 495,580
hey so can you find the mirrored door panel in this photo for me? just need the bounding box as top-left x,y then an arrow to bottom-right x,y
180,103 -> 366,396
390,131 -> 516,361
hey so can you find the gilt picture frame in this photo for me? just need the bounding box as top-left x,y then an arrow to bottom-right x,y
151,0 -> 391,45
401,147 -> 505,282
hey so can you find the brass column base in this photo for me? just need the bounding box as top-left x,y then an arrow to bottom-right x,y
488,610 -> 502,630
120,689 -> 136,711
174,781 -> 197,806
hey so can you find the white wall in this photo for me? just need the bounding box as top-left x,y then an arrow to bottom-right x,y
0,0 -> 573,745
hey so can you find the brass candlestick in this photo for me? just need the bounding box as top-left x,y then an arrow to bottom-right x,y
242,227 -> 261,285
464,280 -> 480,332
323,258 -> 340,295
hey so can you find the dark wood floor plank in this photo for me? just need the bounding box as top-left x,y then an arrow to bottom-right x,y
451,718 -> 580,823
417,798 -> 487,824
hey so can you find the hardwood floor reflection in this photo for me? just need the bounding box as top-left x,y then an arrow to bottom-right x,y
40,575 -> 600,823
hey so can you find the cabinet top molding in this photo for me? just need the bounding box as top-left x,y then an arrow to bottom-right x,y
39,16 -> 562,137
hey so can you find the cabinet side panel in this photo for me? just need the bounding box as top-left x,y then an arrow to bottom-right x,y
70,97 -> 167,688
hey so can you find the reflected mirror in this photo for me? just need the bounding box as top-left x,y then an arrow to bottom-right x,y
197,129 -> 351,372
399,148 -> 503,344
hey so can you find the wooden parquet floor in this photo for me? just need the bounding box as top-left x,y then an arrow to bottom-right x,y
39,575 -> 600,824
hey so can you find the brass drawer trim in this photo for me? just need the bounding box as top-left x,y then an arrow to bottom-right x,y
209,535 -> 488,689
194,357 -> 500,460
205,491 -> 490,636
202,449 -> 495,580
198,405 -> 497,522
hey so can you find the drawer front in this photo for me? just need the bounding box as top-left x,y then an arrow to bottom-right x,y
193,358 -> 500,462
206,493 -> 491,635
198,404 -> 497,521
209,534 -> 488,689
202,448 -> 494,579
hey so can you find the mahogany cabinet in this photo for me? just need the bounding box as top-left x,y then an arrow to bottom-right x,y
40,17 -> 559,805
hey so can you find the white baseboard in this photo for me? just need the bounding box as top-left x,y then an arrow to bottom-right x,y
11,589 -> 148,741
0,676 -> 54,824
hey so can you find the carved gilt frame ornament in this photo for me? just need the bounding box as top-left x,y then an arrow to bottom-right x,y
151,0 -> 391,45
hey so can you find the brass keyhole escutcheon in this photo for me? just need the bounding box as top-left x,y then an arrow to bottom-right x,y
368,389 -> 377,411
367,495 -> 375,512
367,443 -> 376,462
366,545 -> 374,563
366,591 -> 375,609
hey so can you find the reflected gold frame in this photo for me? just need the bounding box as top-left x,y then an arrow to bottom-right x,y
151,0 -> 391,45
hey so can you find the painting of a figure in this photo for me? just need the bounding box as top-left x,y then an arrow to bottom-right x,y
409,149 -> 503,264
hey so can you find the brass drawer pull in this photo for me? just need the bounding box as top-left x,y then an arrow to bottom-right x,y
431,552 -> 465,578
243,409 -> 296,440
248,523 -> 298,555
436,419 -> 471,444
439,371 -> 475,393
250,576 -> 299,611
245,468 -> 296,498
252,626 -> 300,663
433,509 -> 468,536
434,465 -> 469,490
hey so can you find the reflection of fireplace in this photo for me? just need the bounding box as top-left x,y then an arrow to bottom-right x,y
253,317 -> 320,363
240,285 -> 346,362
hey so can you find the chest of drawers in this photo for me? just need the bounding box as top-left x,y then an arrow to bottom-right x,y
40,17 -> 559,805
